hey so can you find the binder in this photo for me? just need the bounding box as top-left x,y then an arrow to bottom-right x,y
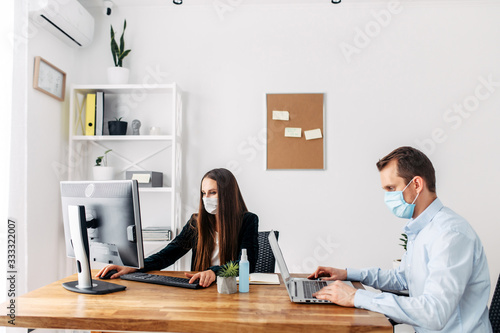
95,91 -> 104,135
85,93 -> 96,136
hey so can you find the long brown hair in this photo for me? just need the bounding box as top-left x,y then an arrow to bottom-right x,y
192,168 -> 248,271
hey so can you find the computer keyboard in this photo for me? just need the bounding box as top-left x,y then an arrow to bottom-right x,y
120,272 -> 201,289
303,280 -> 328,298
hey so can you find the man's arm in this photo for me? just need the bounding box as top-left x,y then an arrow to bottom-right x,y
352,231 -> 478,331
312,263 -> 408,307
347,256 -> 408,292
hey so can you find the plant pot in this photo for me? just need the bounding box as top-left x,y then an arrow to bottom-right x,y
217,276 -> 237,294
107,67 -> 129,85
108,121 -> 128,135
93,166 -> 114,181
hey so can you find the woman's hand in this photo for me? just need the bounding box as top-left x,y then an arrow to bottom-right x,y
307,266 -> 347,281
185,269 -> 216,288
96,265 -> 137,279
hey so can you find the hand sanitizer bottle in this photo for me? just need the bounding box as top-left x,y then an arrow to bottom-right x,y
239,249 -> 249,293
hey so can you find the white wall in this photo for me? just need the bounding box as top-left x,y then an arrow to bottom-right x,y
26,25 -> 79,290
23,0 -> 500,299
1,0 -> 15,321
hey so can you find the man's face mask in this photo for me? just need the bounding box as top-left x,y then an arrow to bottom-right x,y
384,178 -> 419,219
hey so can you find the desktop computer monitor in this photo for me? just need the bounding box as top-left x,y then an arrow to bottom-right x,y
60,180 -> 145,294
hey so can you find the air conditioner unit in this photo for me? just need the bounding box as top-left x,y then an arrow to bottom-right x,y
29,0 -> 95,48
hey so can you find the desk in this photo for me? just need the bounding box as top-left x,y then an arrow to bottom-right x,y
1,270 -> 392,332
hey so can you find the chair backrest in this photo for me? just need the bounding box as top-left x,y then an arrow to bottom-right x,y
491,273 -> 500,333
255,231 -> 279,273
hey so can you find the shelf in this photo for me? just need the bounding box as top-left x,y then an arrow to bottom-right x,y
139,187 -> 172,193
71,83 -> 177,95
71,135 -> 173,141
68,83 -> 182,270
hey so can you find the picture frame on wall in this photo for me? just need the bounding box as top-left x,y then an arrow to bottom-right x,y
33,56 -> 66,101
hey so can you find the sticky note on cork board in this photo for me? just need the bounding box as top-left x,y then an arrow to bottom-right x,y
272,111 -> 289,121
284,127 -> 302,138
304,129 -> 322,140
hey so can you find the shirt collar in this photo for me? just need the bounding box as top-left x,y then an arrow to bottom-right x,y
404,198 -> 443,237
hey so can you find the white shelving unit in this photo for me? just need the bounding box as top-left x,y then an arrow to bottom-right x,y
67,83 -> 183,269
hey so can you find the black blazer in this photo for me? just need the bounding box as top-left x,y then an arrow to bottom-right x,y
141,212 -> 259,274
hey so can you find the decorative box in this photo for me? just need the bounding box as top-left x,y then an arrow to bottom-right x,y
126,171 -> 163,187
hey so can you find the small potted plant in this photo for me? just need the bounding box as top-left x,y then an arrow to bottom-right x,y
217,261 -> 239,294
93,149 -> 114,180
107,19 -> 131,84
108,117 -> 128,135
393,233 -> 408,268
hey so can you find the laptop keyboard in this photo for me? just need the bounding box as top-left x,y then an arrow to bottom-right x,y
303,280 -> 328,298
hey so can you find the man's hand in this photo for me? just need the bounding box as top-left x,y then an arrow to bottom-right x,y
313,280 -> 357,307
185,269 -> 216,288
307,266 -> 347,281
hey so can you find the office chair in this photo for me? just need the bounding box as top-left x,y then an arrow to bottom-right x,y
255,231 -> 279,273
491,274 -> 500,333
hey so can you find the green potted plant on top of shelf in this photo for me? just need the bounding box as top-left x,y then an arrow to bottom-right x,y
393,233 -> 408,268
217,261 -> 239,294
93,149 -> 114,180
107,19 -> 131,84
108,117 -> 128,135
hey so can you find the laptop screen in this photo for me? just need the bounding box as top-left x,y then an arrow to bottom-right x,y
268,230 -> 291,283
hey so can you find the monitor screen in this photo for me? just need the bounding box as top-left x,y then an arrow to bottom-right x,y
60,180 -> 144,269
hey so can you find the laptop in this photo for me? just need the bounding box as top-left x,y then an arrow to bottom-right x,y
268,230 -> 353,304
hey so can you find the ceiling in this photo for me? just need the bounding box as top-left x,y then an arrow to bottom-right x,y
80,0 -> 496,7
80,0 -> 356,7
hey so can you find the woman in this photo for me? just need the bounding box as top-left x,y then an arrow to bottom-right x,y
96,168 -> 259,287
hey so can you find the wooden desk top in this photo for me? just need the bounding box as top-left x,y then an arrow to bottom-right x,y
1,271 -> 392,332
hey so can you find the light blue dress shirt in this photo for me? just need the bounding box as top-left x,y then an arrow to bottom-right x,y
348,198 -> 492,332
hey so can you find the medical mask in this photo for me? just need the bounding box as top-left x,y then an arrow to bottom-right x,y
203,197 -> 218,215
384,179 -> 420,219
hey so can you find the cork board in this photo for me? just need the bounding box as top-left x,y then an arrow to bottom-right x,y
266,93 -> 324,169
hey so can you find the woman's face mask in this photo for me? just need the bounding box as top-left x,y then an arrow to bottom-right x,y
203,197 -> 217,215
201,177 -> 218,215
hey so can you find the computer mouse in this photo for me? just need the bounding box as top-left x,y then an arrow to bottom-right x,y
99,269 -> 118,280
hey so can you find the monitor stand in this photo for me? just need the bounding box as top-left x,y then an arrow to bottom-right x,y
62,205 -> 126,295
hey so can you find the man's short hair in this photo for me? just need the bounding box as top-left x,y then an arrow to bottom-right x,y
376,146 -> 436,193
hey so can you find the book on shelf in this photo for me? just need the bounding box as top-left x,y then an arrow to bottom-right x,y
85,93 -> 96,136
142,226 -> 172,241
95,91 -> 104,135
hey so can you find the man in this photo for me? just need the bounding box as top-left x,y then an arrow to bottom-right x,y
310,146 -> 492,332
